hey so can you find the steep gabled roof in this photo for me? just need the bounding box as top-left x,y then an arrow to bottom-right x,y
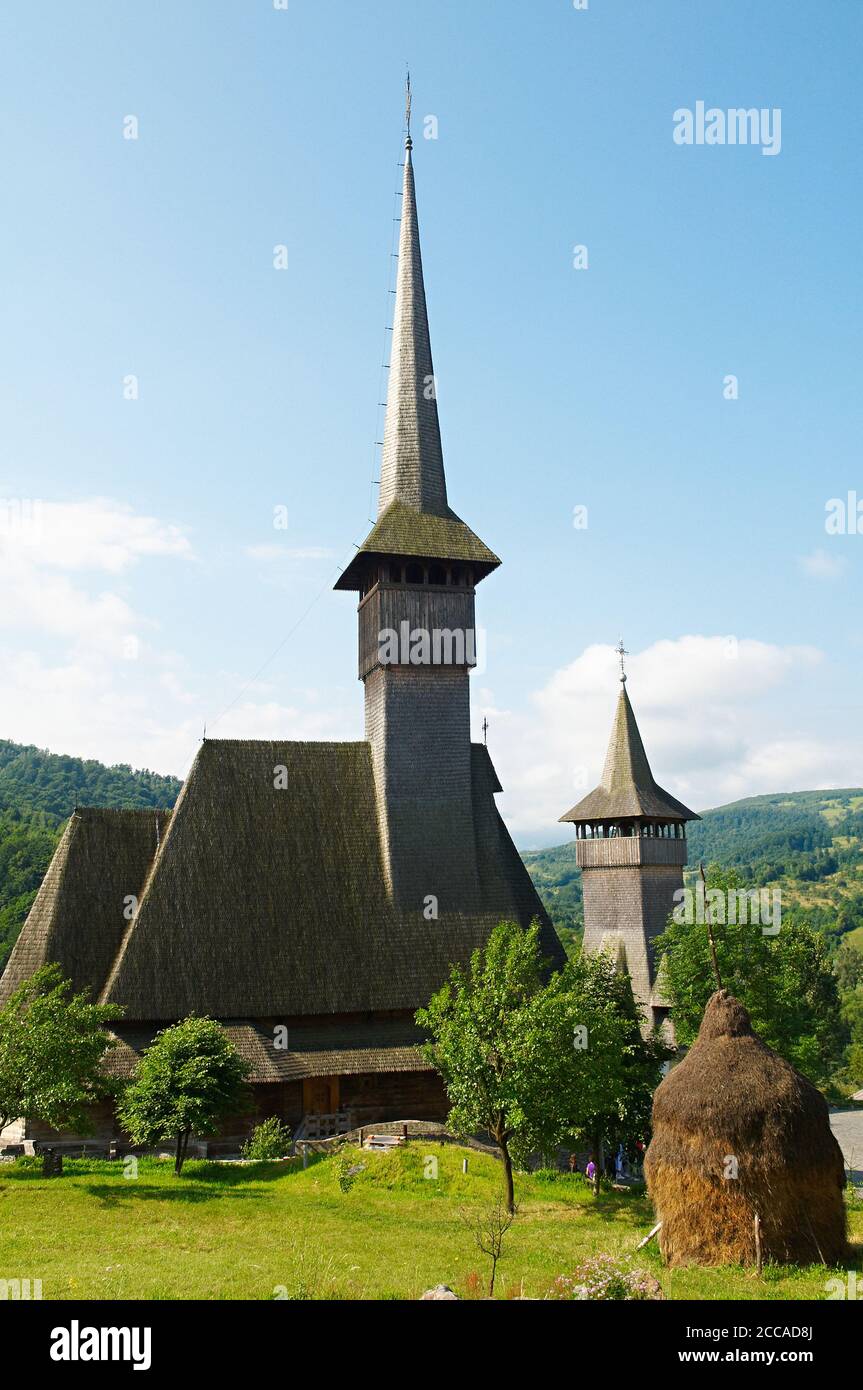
46,738 -> 563,1022
560,686 -> 699,823
0,808 -> 170,1006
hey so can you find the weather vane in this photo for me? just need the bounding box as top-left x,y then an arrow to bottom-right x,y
615,639 -> 628,684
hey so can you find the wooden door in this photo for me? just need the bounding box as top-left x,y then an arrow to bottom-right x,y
303,1077 -> 339,1115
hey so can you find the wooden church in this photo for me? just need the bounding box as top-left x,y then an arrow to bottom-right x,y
0,122 -> 565,1148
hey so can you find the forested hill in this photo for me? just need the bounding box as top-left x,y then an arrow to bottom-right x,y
523,788 -> 863,957
0,739 -> 181,970
0,739 -> 181,818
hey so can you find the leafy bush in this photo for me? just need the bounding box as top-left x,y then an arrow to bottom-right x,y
546,1254 -> 663,1301
241,1116 -> 292,1161
333,1153 -> 357,1193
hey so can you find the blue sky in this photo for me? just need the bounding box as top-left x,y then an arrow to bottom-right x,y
0,0 -> 860,844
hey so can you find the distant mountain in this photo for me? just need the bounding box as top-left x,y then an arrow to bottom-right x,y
522,788 -> 863,958
0,739 -> 181,819
0,739 -> 181,970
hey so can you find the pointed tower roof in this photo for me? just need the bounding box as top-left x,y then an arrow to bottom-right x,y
378,135 -> 447,518
560,683 -> 699,823
335,122 -> 499,591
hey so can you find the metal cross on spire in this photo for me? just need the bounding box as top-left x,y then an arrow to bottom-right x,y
615,639 -> 628,684
404,66 -> 412,148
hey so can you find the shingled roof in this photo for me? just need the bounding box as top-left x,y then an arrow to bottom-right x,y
335,137 -> 499,592
378,137 -> 447,518
0,740 -> 562,1022
335,499 -> 500,590
560,685 -> 699,824
0,808 -> 170,1006
104,1018 -> 432,1083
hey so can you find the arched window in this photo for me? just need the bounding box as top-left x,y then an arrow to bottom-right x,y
389,562 -> 403,583
406,562 -> 424,584
450,567 -> 462,586
429,563 -> 446,586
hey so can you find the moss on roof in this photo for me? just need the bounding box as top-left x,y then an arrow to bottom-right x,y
335,499 -> 500,590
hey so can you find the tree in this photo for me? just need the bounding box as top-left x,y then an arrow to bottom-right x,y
568,957 -> 670,1192
118,1017 -> 250,1174
656,865 -> 847,1085
0,964 -> 122,1136
417,920 -> 665,1211
835,941 -> 863,993
839,985 -> 863,1091
460,1199 -> 516,1297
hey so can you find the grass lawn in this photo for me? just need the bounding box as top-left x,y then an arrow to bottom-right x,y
1,1143 -> 861,1300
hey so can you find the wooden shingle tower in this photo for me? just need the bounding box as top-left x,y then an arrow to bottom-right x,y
559,661 -> 699,1034
335,112 -> 500,911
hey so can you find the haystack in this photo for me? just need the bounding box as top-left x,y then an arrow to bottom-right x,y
644,990 -> 847,1267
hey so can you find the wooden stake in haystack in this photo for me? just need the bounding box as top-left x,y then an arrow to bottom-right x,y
644,990 -> 847,1267
699,861 -> 723,991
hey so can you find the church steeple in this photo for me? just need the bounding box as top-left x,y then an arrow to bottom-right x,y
334,92 -> 501,909
377,131 -> 448,517
335,102 -> 498,594
559,667 -> 699,1038
561,683 -> 698,826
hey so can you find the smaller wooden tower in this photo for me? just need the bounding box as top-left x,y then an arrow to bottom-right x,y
559,660 -> 699,1033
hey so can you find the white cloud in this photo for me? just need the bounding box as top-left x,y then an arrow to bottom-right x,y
487,636 -> 853,845
0,648 -> 359,782
0,493 -> 365,778
798,548 -> 845,580
205,699 -> 353,744
0,498 -> 193,657
0,497 -> 199,768
0,498 -> 192,572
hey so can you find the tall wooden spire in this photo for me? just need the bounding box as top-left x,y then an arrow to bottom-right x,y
377,125 -> 448,517
335,96 -> 499,593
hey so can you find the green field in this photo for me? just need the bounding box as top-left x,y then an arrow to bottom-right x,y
2,1144 -> 860,1301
